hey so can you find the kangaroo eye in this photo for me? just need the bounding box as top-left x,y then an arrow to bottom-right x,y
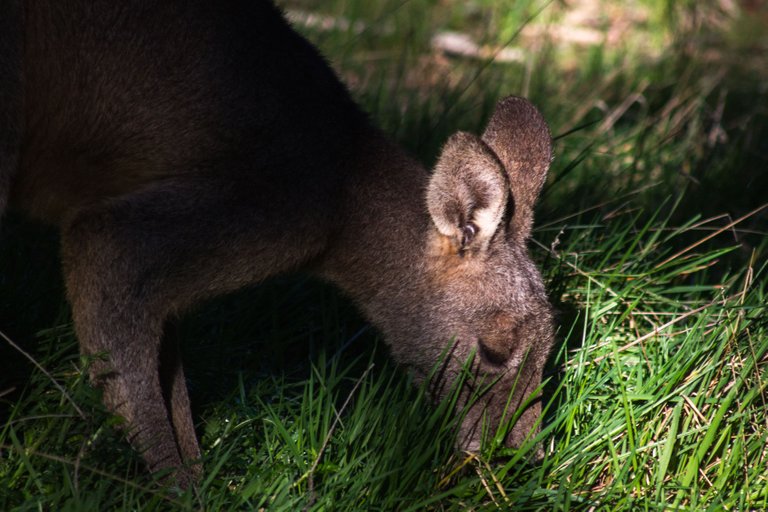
461,222 -> 477,248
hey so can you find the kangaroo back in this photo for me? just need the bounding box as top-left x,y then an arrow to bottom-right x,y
0,0 -> 23,220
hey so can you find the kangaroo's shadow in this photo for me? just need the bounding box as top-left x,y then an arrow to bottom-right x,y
0,214 -> 66,418
171,275 -> 375,425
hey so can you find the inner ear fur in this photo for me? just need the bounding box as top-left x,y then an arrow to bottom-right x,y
426,131 -> 509,254
481,96 -> 552,241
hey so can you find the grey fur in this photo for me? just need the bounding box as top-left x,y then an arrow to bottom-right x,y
1,0 -> 555,487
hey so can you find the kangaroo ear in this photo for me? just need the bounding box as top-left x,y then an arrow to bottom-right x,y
427,131 -> 509,254
481,96 -> 552,241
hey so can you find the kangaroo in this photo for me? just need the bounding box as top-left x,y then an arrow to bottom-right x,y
1,0 -> 555,487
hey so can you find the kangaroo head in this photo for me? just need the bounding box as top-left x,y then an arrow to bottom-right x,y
427,97 -> 554,450
368,97 -> 555,451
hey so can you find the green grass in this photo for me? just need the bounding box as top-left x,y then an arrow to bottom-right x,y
2,0 -> 767,510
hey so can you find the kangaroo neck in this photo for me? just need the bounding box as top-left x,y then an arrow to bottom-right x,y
315,126 -> 433,307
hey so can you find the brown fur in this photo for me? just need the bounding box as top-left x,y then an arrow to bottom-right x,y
1,0 -> 555,487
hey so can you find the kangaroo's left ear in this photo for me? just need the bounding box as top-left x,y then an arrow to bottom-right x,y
426,131 -> 509,254
481,96 -> 552,242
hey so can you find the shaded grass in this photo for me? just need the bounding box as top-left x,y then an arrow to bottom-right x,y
2,0 -> 767,510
